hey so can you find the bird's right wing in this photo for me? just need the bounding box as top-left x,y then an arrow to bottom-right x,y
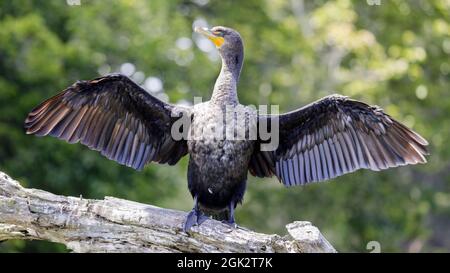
249,95 -> 429,186
25,74 -> 191,170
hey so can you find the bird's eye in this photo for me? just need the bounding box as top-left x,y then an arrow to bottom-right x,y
213,30 -> 224,36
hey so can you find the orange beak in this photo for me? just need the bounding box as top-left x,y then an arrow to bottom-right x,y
195,27 -> 225,48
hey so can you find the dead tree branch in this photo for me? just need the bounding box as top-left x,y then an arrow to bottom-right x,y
0,171 -> 336,253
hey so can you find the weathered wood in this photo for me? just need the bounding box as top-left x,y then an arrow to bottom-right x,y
0,171 -> 336,253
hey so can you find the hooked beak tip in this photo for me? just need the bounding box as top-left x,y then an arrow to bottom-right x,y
194,26 -> 210,35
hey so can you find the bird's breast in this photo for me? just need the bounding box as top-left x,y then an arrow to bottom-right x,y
187,102 -> 257,192
188,102 -> 257,143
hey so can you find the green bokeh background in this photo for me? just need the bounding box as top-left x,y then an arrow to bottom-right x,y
0,0 -> 449,252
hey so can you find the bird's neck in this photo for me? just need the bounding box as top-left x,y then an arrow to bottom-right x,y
211,51 -> 243,106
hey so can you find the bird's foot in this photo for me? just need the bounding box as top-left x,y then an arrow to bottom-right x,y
183,209 -> 209,232
221,219 -> 238,229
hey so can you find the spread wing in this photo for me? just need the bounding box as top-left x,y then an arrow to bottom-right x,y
249,94 -> 429,186
25,74 -> 191,170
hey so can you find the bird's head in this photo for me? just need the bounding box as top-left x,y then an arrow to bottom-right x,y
195,26 -> 243,62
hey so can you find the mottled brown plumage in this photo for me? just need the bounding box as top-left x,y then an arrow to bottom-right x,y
24,26 -> 429,232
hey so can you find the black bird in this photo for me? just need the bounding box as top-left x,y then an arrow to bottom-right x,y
24,26 -> 429,231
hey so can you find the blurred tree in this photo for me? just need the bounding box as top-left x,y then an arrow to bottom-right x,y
0,0 -> 448,252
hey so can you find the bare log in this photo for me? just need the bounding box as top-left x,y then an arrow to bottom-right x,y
0,171 -> 336,253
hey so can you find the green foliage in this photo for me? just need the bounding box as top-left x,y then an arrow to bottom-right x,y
0,0 -> 448,252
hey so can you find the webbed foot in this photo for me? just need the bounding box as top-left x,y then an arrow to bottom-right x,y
183,196 -> 209,232
183,209 -> 209,232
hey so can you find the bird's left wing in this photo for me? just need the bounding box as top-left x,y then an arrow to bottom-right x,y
25,74 -> 191,170
249,94 -> 429,186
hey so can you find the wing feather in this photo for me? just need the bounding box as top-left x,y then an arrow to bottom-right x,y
249,94 -> 428,186
25,74 -> 191,170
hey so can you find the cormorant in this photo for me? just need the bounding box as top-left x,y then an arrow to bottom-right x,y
24,26 -> 429,232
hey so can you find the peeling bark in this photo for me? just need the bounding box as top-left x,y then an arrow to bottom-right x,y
0,171 -> 336,253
